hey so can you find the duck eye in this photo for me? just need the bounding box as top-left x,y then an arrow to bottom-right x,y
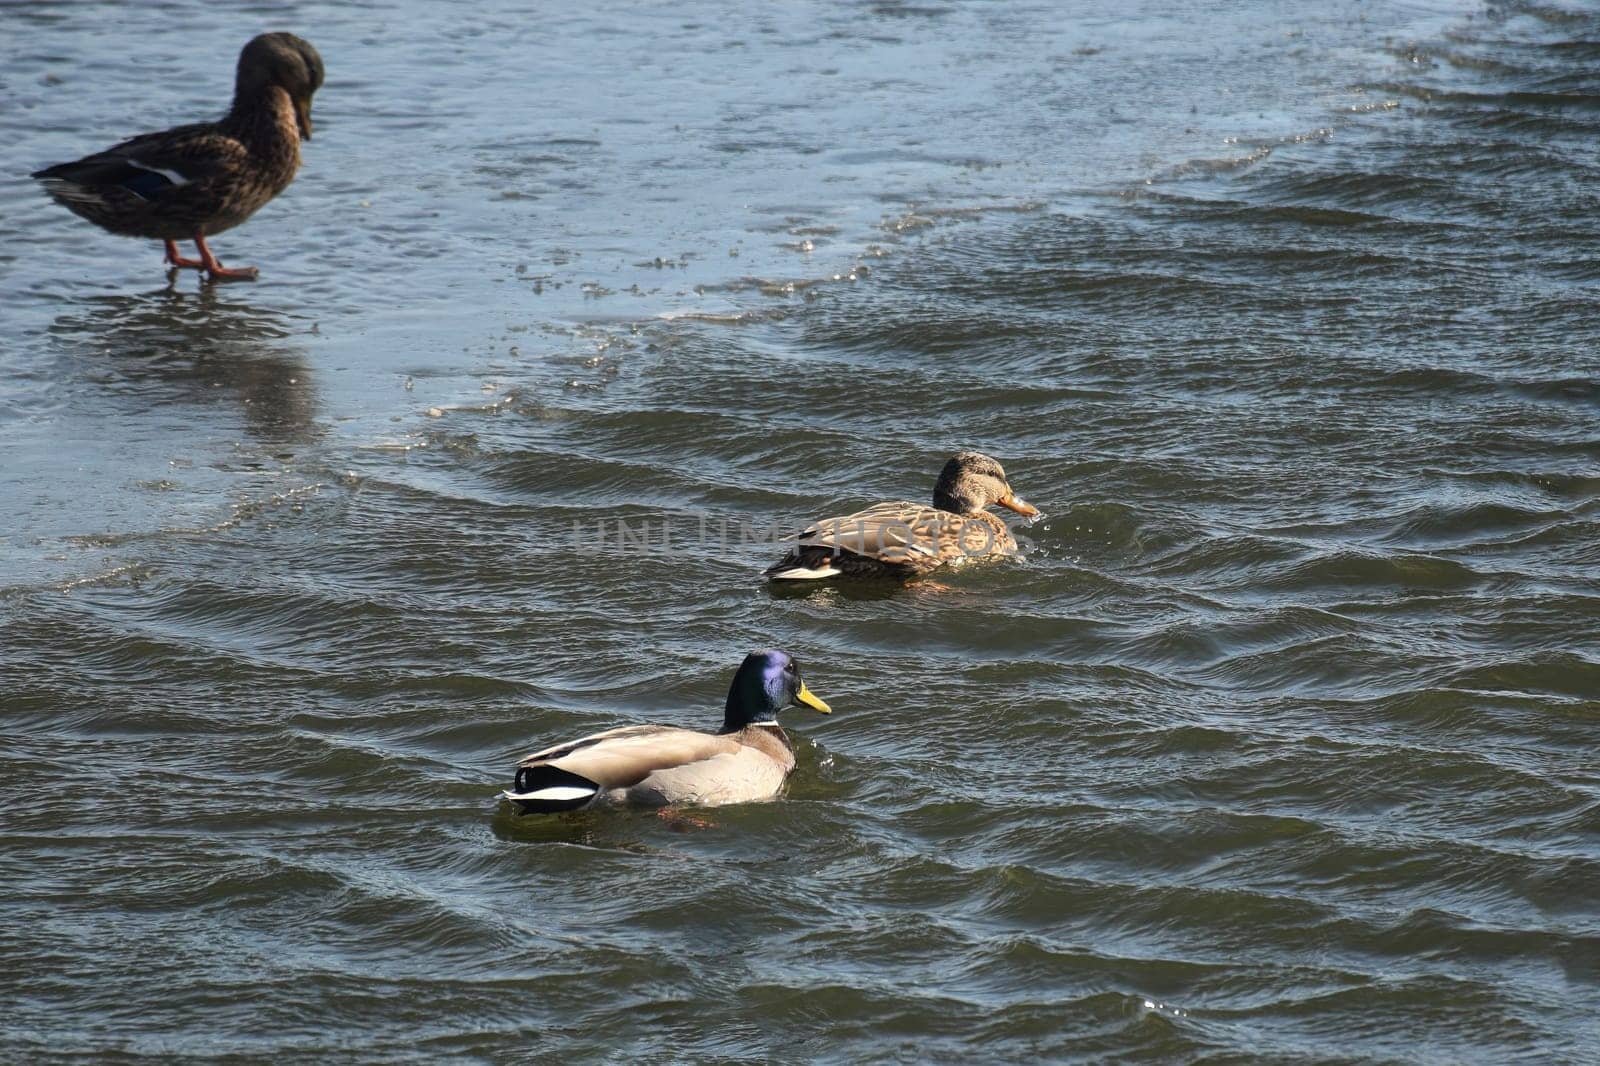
784,661 -> 797,673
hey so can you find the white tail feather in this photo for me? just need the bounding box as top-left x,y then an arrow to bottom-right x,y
766,564 -> 843,581
502,785 -> 596,803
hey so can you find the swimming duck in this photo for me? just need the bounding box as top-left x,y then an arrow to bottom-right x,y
502,650 -> 833,815
765,451 -> 1040,581
32,33 -> 324,282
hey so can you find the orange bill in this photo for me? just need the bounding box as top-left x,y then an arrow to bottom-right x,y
998,493 -> 1040,517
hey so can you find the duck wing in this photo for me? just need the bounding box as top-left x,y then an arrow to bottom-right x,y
793,501 -> 948,563
34,124 -> 242,199
766,501 -> 1015,578
623,743 -> 793,808
505,724 -> 748,813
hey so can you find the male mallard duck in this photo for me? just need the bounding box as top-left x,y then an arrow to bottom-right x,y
32,32 -> 324,282
502,650 -> 833,815
765,450 -> 1040,580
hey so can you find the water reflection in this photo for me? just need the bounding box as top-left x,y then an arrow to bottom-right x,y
46,281 -> 320,445
489,801 -> 708,850
765,575 -> 951,602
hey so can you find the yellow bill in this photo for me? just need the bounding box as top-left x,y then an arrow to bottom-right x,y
794,681 -> 832,714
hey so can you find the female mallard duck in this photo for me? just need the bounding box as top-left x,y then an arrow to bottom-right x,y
502,650 -> 833,815
32,32 -> 324,282
765,450 -> 1040,581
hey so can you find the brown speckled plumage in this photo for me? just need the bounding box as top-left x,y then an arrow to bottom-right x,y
765,451 -> 1041,581
32,32 -> 323,281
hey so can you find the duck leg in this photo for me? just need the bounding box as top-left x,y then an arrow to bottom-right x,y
163,240 -> 205,270
192,233 -> 260,282
655,807 -> 716,831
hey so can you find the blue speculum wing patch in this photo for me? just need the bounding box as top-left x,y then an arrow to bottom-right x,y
118,167 -> 177,200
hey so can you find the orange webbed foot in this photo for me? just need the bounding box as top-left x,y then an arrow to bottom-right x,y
204,264 -> 261,282
655,807 -> 716,831
162,240 -> 205,270
192,234 -> 260,282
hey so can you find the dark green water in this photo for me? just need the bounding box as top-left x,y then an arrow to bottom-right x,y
3,1 -> 1598,1061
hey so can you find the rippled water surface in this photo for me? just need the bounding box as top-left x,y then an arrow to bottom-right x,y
3,0 -> 1598,1061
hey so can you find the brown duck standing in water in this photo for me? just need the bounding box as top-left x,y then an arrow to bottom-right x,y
32,33 -> 324,282
765,451 -> 1041,581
